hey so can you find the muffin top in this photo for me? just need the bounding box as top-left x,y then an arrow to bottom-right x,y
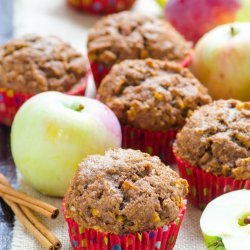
87,11 -> 192,65
0,35 -> 87,94
65,148 -> 188,235
175,99 -> 250,180
98,59 -> 212,131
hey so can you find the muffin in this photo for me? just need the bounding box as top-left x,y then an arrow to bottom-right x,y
64,148 -> 188,250
0,35 -> 88,126
67,0 -> 136,15
87,11 -> 192,87
174,99 -> 250,209
98,59 -> 212,163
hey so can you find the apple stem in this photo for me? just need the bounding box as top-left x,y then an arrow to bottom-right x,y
75,104 -> 84,112
230,26 -> 237,37
244,216 -> 250,225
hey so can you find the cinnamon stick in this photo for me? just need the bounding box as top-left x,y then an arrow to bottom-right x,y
21,207 -> 62,249
0,174 -> 61,249
2,196 -> 54,250
0,183 -> 59,219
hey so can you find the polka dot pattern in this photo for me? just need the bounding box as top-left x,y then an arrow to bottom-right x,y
174,151 -> 250,210
62,201 -> 187,250
67,0 -> 135,15
0,78 -> 87,126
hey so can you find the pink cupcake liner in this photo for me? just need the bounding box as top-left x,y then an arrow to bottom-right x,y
0,73 -> 89,126
122,125 -> 177,165
63,202 -> 186,250
174,151 -> 250,210
67,0 -> 135,15
90,55 -> 193,90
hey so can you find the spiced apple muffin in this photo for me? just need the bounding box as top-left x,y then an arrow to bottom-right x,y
64,148 -> 188,249
98,59 -> 212,163
174,99 -> 250,209
0,34 -> 87,94
0,35 -> 88,126
87,11 -> 192,87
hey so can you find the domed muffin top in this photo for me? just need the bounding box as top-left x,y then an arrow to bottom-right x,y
87,11 -> 192,65
98,59 -> 212,131
0,35 -> 87,94
175,99 -> 250,180
65,148 -> 188,234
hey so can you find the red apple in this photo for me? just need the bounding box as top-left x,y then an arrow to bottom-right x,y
165,0 -> 242,43
192,22 -> 250,101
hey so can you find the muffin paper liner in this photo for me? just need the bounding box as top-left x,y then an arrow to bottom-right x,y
174,151 -> 250,210
122,125 -> 177,165
0,74 -> 89,126
63,202 -> 186,250
67,0 -> 135,15
90,55 -> 193,90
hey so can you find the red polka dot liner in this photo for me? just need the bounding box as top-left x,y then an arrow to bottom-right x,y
63,201 -> 186,250
0,75 -> 89,127
174,151 -> 250,210
122,125 -> 177,165
67,0 -> 135,15
90,55 -> 192,90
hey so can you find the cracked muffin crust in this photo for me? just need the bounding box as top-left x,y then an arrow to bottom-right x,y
87,11 -> 192,66
65,148 -> 188,235
175,99 -> 250,180
0,35 -> 87,95
98,59 -> 212,131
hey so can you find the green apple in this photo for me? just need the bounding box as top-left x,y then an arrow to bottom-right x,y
156,0 -> 167,8
11,92 -> 122,197
200,190 -> 250,250
192,22 -> 250,101
236,0 -> 250,21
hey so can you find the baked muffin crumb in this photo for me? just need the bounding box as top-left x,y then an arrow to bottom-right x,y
65,148 -> 188,234
88,11 -> 192,66
175,99 -> 250,180
98,59 -> 212,131
0,35 -> 87,94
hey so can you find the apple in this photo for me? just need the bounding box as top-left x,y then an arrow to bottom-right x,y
155,0 -> 167,8
165,0 -> 245,43
200,190 -> 250,250
11,92 -> 122,197
192,22 -> 250,101
236,0 -> 250,21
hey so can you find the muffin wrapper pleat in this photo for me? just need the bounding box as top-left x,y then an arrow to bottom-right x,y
122,125 -> 177,165
0,74 -> 89,126
67,0 -> 135,15
174,151 -> 250,210
90,55 -> 192,90
90,62 -> 110,89
63,203 -> 186,250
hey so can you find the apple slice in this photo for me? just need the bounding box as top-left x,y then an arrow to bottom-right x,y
200,190 -> 250,250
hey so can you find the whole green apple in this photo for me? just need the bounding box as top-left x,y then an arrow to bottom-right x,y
11,92 -> 122,197
200,190 -> 250,250
192,22 -> 250,101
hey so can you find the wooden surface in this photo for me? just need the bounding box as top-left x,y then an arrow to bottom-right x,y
0,125 -> 16,250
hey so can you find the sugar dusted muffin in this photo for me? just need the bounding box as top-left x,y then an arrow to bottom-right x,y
64,148 -> 188,249
0,35 -> 88,126
87,11 -> 192,87
98,59 -> 211,163
174,99 -> 250,209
